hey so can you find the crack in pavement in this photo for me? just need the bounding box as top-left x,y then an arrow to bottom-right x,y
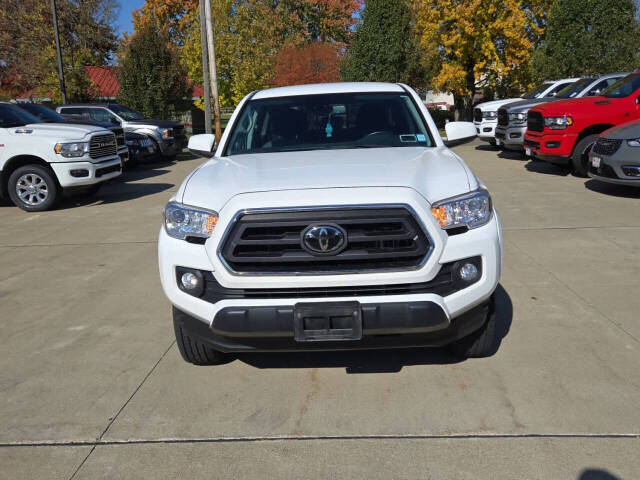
1,433 -> 638,449
67,340 -> 176,480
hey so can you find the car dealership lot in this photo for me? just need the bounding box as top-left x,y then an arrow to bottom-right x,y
1,144 -> 639,479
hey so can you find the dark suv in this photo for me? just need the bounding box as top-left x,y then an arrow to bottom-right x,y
57,103 -> 186,159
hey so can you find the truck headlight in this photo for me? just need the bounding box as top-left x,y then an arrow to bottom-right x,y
431,190 -> 492,230
482,111 -> 497,120
159,128 -> 173,139
544,116 -> 573,130
164,202 -> 218,241
54,142 -> 89,158
627,139 -> 640,147
509,112 -> 527,124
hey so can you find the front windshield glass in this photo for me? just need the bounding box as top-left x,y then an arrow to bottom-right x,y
556,78 -> 592,99
0,104 -> 41,128
523,84 -> 551,99
20,103 -> 64,122
225,92 -> 432,156
601,74 -> 640,98
109,104 -> 144,120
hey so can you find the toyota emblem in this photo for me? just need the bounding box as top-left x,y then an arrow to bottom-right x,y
302,225 -> 346,255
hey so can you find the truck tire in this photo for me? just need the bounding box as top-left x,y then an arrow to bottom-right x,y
173,307 -> 231,365
571,134 -> 599,177
449,295 -> 497,358
8,165 -> 59,212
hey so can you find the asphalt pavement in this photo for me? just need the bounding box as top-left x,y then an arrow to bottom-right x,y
1,143 -> 639,479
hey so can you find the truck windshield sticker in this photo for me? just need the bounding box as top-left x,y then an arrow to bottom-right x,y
416,134 -> 427,142
325,121 -> 333,138
400,134 -> 417,143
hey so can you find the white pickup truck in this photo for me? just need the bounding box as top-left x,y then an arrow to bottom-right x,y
0,102 -> 122,211
158,82 -> 502,365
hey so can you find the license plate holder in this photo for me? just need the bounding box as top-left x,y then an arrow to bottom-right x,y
525,147 -> 532,156
495,138 -> 502,146
294,302 -> 362,342
591,156 -> 601,168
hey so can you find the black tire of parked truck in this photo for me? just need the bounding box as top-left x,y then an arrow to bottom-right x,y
173,307 -> 231,365
449,294 -> 497,358
571,134 -> 599,177
7,164 -> 60,212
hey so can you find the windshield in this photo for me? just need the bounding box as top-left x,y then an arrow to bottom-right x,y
19,103 -> 64,122
225,92 -> 432,156
556,78 -> 592,99
601,74 -> 640,98
523,84 -> 551,99
0,104 -> 41,128
109,104 -> 144,120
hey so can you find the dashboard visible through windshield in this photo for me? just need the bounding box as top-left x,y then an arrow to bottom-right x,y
224,92 -> 433,156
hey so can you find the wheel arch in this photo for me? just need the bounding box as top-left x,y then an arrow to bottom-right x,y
576,124 -> 614,146
1,155 -> 59,198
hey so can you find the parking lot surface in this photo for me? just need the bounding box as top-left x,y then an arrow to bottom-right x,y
1,144 -> 639,479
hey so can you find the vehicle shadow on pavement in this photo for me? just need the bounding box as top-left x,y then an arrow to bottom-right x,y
525,160 -> 571,176
584,179 -> 640,199
475,144 -> 500,152
497,150 -> 527,161
237,285 -> 513,374
578,469 -> 621,480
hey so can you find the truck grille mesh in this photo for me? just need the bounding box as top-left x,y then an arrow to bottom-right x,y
497,108 -> 509,126
527,111 -> 544,132
219,208 -> 431,274
592,138 -> 622,156
89,133 -> 117,159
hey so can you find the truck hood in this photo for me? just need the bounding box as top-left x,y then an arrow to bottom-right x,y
476,98 -> 523,112
180,147 -> 476,210
10,123 -> 108,141
531,96 -> 613,116
502,97 -> 558,113
125,119 -> 181,128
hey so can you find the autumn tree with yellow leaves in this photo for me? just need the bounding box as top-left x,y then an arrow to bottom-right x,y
413,0 -> 553,120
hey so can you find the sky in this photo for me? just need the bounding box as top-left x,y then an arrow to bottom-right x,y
117,0 -> 145,36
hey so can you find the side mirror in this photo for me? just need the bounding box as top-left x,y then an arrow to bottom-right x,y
636,96 -> 640,105
188,134 -> 216,158
444,121 -> 477,146
110,117 -> 121,125
588,89 -> 600,97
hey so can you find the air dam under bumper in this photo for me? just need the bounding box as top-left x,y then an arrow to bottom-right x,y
174,300 -> 491,352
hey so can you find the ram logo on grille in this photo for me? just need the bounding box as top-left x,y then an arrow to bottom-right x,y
89,133 -> 117,159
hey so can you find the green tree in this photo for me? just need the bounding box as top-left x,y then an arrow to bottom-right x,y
341,0 -> 425,87
117,22 -> 192,118
532,0 -> 640,82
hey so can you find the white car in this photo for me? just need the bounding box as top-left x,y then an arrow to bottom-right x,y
0,102 -> 122,211
474,78 -> 579,145
158,82 -> 502,365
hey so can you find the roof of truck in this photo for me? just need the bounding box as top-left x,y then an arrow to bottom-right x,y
252,82 -> 406,100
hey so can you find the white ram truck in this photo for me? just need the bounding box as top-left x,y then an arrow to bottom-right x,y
158,83 -> 502,365
0,102 -> 122,211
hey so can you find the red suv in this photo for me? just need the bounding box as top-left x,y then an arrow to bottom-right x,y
524,72 -> 640,176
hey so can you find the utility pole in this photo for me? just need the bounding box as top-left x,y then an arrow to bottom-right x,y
203,0 -> 222,142
51,0 -> 67,104
199,0 -> 212,134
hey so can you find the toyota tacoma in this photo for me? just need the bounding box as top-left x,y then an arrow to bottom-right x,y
158,83 -> 502,365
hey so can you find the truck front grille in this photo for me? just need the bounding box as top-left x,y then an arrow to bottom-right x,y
473,108 -> 483,123
527,111 -> 544,132
497,108 -> 509,126
219,207 -> 432,274
89,133 -> 117,159
592,138 -> 622,156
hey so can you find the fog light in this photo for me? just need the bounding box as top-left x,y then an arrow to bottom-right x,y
181,272 -> 200,290
459,263 -> 479,282
70,169 -> 89,178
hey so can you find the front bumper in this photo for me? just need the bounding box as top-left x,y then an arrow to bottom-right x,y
474,120 -> 498,142
495,125 -> 526,150
158,188 -> 502,352
50,156 -> 122,188
589,145 -> 640,186
157,135 -> 187,157
524,131 -> 578,163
